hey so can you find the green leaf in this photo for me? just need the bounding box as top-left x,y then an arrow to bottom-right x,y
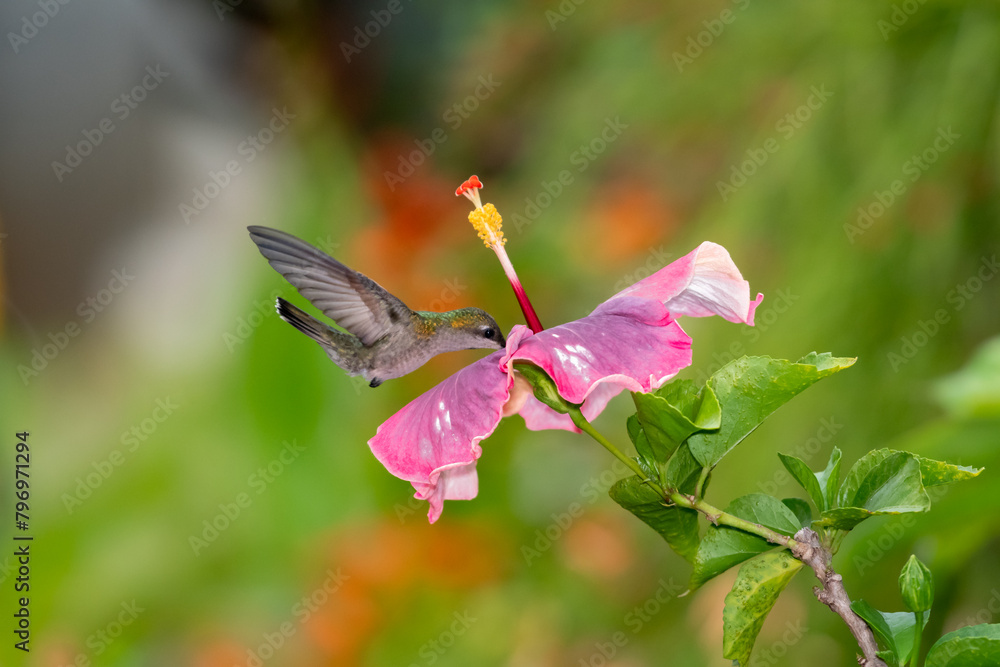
821,450 -> 930,530
917,455 -> 984,487
664,442 -> 703,494
626,414 -> 658,474
817,447 -> 843,511
851,600 -> 928,666
778,453 -> 826,511
610,475 -> 700,562
782,498 -> 812,528
687,354 -> 856,469
722,550 -> 803,666
925,624 -> 1000,667
632,380 -> 721,464
691,494 -> 801,587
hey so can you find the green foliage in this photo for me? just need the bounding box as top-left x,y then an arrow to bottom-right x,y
851,599 -> 928,667
823,450 -> 931,530
781,497 -> 812,528
686,353 -> 856,469
633,380 -> 721,464
690,494 -> 800,588
609,475 -> 699,562
816,449 -> 983,530
925,624 -> 1000,667
609,353 -> 986,666
722,551 -> 803,667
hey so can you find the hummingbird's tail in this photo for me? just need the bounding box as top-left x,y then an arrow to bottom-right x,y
275,298 -> 365,375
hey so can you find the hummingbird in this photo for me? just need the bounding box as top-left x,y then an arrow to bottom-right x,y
248,226 -> 506,387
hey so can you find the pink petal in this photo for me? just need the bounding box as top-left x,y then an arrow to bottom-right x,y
367,327 -> 531,523
511,296 -> 692,420
608,242 -> 763,324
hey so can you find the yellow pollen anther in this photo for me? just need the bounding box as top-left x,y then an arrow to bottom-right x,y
468,202 -> 505,248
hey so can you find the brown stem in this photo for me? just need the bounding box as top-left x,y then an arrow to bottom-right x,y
792,528 -> 888,667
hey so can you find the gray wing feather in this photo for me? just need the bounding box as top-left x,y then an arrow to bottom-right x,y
248,226 -> 409,346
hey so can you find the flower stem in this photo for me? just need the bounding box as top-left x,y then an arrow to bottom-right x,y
908,610 -> 924,667
668,493 -> 795,548
568,408 -> 664,493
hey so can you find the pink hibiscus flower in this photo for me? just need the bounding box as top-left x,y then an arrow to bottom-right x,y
369,177 -> 762,522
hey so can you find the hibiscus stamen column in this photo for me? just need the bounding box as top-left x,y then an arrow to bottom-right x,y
457,175 -> 544,333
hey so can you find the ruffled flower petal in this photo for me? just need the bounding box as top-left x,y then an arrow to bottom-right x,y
511,296 -> 691,421
608,241 -> 763,324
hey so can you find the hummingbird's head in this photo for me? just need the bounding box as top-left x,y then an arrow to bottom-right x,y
443,307 -> 507,351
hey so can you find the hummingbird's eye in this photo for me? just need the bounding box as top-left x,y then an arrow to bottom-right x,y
483,328 -> 494,339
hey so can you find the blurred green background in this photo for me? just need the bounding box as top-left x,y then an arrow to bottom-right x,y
1,0 -> 999,665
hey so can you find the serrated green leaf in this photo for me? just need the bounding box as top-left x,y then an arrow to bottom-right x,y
917,455 -> 984,487
610,475 -> 700,562
687,355 -> 856,469
782,498 -> 812,528
723,551 -> 803,666
925,623 -> 1000,666
691,494 -> 801,587
778,453 -> 826,511
817,447 -> 842,510
851,600 -> 928,666
633,381 -> 721,464
821,450 -> 930,530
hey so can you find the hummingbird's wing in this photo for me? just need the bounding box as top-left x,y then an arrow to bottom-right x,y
248,226 -> 410,346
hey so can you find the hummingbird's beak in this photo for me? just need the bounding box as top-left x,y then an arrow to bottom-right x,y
497,330 -> 507,348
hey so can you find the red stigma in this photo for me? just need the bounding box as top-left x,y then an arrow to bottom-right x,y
455,175 -> 484,196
